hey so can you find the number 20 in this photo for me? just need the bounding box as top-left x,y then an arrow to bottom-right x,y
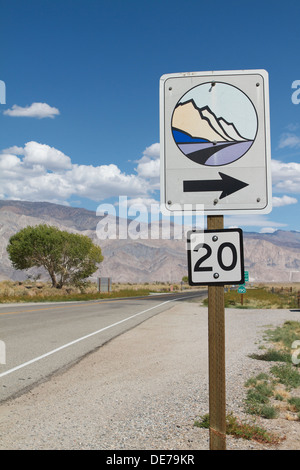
193,242 -> 238,272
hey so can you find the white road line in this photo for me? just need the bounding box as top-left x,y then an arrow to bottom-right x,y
0,299 -> 174,379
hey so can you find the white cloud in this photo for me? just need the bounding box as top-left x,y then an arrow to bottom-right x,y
70,163 -> 147,200
1,145 -> 24,155
286,123 -> 300,132
0,153 -> 22,171
225,214 -> 287,229
15,173 -> 73,201
22,141 -> 72,171
272,195 -> 298,207
272,159 -> 300,193
0,141 -> 152,205
278,133 -> 300,149
3,102 -> 60,119
135,142 -> 160,186
260,227 -> 277,233
136,157 -> 160,179
143,143 -> 160,159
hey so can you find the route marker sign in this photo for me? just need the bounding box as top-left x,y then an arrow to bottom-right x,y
160,69 -> 272,215
187,228 -> 245,285
238,285 -> 247,294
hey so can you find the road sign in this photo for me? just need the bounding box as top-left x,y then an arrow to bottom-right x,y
160,70 -> 272,215
244,271 -> 249,282
238,285 -> 247,294
187,228 -> 244,285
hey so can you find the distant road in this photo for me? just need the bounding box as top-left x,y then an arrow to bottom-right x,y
0,290 -> 207,402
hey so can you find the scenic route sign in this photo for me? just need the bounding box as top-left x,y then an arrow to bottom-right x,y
160,70 -> 272,215
238,285 -> 247,294
187,229 -> 245,286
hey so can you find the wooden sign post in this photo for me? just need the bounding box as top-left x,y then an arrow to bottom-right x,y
207,215 -> 226,450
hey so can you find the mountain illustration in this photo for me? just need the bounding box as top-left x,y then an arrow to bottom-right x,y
218,116 -> 248,142
172,99 -> 254,167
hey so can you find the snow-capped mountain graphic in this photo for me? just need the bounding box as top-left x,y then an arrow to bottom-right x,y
172,99 -> 254,166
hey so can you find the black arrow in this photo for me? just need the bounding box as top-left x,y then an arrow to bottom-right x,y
183,172 -> 249,199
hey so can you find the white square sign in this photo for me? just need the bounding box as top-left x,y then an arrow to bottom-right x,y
187,229 -> 245,285
160,70 -> 272,215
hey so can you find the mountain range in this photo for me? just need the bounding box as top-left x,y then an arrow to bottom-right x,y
0,200 -> 300,284
172,100 -> 248,143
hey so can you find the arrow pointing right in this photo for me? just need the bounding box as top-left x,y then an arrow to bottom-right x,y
183,172 -> 249,199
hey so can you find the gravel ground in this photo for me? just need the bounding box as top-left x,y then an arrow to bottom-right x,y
0,302 -> 299,450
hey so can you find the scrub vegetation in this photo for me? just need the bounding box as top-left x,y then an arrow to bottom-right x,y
240,321 -> 300,434
224,285 -> 300,309
195,412 -> 282,445
201,284 -> 300,309
0,280 -> 193,303
195,320 -> 300,445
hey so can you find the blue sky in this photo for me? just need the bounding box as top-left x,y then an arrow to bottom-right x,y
0,0 -> 300,233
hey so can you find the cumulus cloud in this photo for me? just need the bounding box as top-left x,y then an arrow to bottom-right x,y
22,141 -> 72,171
70,163 -> 147,200
3,102 -> 60,119
135,142 -> 160,187
142,143 -> 160,159
272,195 -> 298,207
272,159 -> 300,193
136,158 -> 160,179
0,141 -> 152,205
1,145 -> 24,155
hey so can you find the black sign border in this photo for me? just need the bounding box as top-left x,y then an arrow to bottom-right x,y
187,228 -> 245,286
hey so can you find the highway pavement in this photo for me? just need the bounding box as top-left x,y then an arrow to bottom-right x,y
0,290 -> 206,402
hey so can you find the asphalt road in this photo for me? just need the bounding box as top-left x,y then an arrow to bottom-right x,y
0,290 -> 206,403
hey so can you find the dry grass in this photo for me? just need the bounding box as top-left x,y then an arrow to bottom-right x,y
223,284 -> 300,309
195,412 -> 283,445
0,280 -> 202,303
112,281 -> 203,292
